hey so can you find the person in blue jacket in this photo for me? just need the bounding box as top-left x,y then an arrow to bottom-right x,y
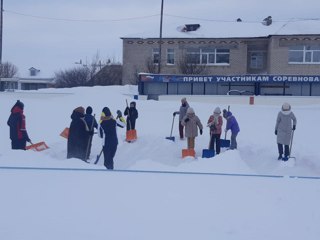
124,101 -> 138,131
225,111 -> 240,150
99,107 -> 125,169
84,106 -> 98,160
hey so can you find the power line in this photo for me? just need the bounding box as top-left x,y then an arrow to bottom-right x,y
4,9 -> 160,22
4,8 -> 320,24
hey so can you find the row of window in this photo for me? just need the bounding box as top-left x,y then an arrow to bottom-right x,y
289,45 -> 320,63
153,48 -> 230,65
152,44 -> 320,66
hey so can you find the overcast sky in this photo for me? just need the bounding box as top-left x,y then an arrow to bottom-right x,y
3,0 -> 320,77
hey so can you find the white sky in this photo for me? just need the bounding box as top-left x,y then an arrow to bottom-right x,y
3,0 -> 320,77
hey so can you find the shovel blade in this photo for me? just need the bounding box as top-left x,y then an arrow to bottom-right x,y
220,139 -> 230,148
26,142 -> 49,151
60,127 -> 69,139
165,136 -> 175,142
202,149 -> 215,158
182,148 -> 195,158
126,129 -> 137,142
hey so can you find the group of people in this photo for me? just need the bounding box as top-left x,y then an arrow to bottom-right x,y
173,97 -> 240,155
67,101 -> 138,169
6,97 -> 297,169
173,97 -> 297,161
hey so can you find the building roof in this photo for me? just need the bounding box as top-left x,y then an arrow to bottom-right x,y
122,19 -> 320,39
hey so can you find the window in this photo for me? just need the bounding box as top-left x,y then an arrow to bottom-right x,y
250,52 -> 264,69
289,45 -> 320,63
186,48 -> 229,65
152,48 -> 159,64
167,49 -> 175,65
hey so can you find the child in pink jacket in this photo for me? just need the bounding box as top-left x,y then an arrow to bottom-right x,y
207,107 -> 223,154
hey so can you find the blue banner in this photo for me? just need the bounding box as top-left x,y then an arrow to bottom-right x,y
139,73 -> 320,83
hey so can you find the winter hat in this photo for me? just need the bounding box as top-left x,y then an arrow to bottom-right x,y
186,107 -> 195,114
102,107 -> 112,117
181,97 -> 187,103
282,102 -> 291,111
74,106 -> 85,114
214,107 -> 221,114
130,101 -> 136,107
226,111 -> 232,117
14,100 -> 24,110
86,106 -> 93,114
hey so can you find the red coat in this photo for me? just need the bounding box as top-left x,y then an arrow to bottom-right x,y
207,115 -> 223,135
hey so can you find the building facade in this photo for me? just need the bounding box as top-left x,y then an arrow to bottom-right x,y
122,21 -> 320,96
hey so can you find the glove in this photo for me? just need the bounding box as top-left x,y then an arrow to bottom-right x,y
292,125 -> 296,131
200,129 -> 203,135
185,118 -> 189,123
116,110 -> 122,118
173,112 -> 176,116
275,130 -> 277,135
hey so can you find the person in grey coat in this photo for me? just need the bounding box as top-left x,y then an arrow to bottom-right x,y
173,97 -> 190,139
181,107 -> 203,149
275,102 -> 297,161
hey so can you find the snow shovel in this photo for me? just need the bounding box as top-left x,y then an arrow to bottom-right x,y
60,127 -> 69,139
288,130 -> 296,160
202,132 -> 215,158
182,148 -> 195,158
220,131 -> 230,148
125,99 -> 137,142
94,148 -> 103,164
26,141 -> 49,151
165,115 -> 176,141
220,105 -> 230,148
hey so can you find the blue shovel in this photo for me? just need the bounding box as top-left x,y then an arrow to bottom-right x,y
166,115 -> 176,141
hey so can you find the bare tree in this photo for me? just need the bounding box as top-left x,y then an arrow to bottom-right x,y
55,67 -> 90,88
145,57 -> 158,74
177,54 -> 206,75
0,62 -> 18,77
55,53 -> 122,87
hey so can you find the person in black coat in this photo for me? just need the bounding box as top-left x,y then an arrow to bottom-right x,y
84,106 -> 98,160
67,106 -> 91,161
124,101 -> 138,131
7,100 -> 31,150
99,107 -> 125,169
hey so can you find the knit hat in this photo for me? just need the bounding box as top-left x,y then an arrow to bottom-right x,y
186,107 -> 195,114
102,107 -> 112,117
86,106 -> 93,114
181,97 -> 187,103
74,106 -> 85,114
14,100 -> 24,110
130,101 -> 136,108
214,107 -> 221,114
282,102 -> 291,111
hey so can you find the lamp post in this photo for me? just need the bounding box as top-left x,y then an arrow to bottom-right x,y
158,0 -> 164,74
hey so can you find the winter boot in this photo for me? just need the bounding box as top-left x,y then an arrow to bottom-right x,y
278,154 -> 283,160
282,156 -> 289,161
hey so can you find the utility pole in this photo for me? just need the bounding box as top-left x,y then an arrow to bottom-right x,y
0,0 -> 3,64
158,0 -> 164,74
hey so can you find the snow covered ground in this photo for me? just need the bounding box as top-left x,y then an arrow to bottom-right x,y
1,85 -> 320,240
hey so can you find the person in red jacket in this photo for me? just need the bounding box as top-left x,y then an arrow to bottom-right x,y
7,100 -> 31,150
207,107 -> 223,154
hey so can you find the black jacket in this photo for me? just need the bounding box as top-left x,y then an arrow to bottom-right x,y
67,111 -> 90,160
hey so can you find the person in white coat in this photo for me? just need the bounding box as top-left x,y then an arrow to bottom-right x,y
275,103 -> 297,161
